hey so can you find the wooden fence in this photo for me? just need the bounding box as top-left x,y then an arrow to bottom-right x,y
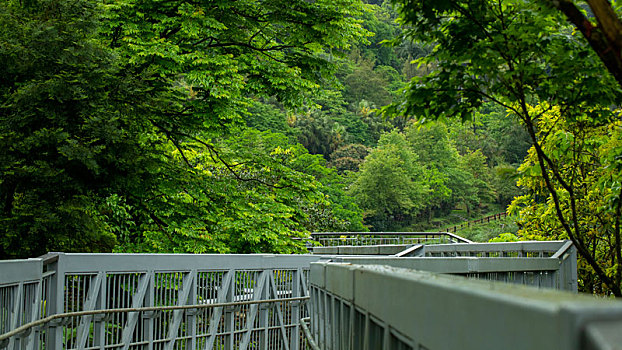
444,212 -> 508,233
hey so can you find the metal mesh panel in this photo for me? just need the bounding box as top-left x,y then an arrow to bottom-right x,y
353,309 -> 365,350
368,318 -> 384,349
152,272 -> 185,349
195,270 -> 227,348
1,254 -> 315,350
0,282 -> 40,341
0,285 -> 15,335
106,273 -> 143,348
63,274 -> 94,349
315,234 -> 454,247
390,331 -> 413,350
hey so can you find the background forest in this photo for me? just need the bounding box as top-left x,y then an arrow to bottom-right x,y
2,0 -> 622,295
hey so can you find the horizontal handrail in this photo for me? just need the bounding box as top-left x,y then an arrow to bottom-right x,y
0,296 -> 310,343
425,241 -> 568,255
0,258 -> 42,285
42,252 -> 321,273
332,257 -> 562,274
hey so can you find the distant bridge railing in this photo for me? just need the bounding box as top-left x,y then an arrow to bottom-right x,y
322,241 -> 578,291
311,238 -> 577,291
310,232 -> 472,247
422,240 -> 569,257
309,262 -> 622,350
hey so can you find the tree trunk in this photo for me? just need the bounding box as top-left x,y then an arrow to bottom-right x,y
550,0 -> 622,88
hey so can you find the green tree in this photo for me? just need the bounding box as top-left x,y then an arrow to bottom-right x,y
349,131 -> 430,230
293,112 -> 344,158
404,122 -> 484,220
329,143 -> 370,173
357,2 -> 401,69
387,0 -> 622,295
0,0 -> 369,258
492,164 -> 522,208
343,56 -> 394,108
0,0 -> 142,257
459,150 -> 495,217
245,98 -> 294,137
119,129 -> 365,254
355,99 -> 393,145
509,106 -> 622,294
449,103 -> 531,166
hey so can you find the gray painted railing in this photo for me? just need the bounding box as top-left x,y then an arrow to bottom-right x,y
422,240 -> 571,258
317,241 -> 578,291
310,232 -> 472,247
309,262 -> 622,350
0,241 -> 600,349
0,253 -> 323,350
0,259 -> 48,350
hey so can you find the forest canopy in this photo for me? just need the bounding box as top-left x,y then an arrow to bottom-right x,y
4,0 -> 622,297
386,0 -> 622,296
0,0 -> 368,257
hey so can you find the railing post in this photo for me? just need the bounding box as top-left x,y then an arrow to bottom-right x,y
144,271 -> 155,350
94,271 -> 107,349
224,270 -> 235,350
188,270 -> 197,350
562,244 -> 578,292
25,278 -> 42,350
290,269 -> 302,350
46,253 -> 64,350
7,282 -> 23,350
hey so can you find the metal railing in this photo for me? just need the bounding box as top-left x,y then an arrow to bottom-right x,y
310,232 -> 472,247
0,241 -> 598,349
0,253 -> 324,350
317,241 -> 578,291
309,262 -> 622,350
422,240 -> 571,257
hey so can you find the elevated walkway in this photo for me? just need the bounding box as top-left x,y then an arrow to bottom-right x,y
0,239 -> 620,349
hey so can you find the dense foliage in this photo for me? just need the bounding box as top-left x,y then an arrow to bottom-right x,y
0,0 -> 368,258
387,0 -> 622,296
0,0 -> 530,258
8,0 -> 620,298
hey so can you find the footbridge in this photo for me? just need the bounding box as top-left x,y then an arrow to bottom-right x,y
1,232 -> 621,349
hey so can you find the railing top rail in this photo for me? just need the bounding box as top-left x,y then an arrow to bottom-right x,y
0,258 -> 42,286
424,240 -> 568,253
41,252 -> 325,273
311,231 -> 472,243
332,256 -> 562,273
